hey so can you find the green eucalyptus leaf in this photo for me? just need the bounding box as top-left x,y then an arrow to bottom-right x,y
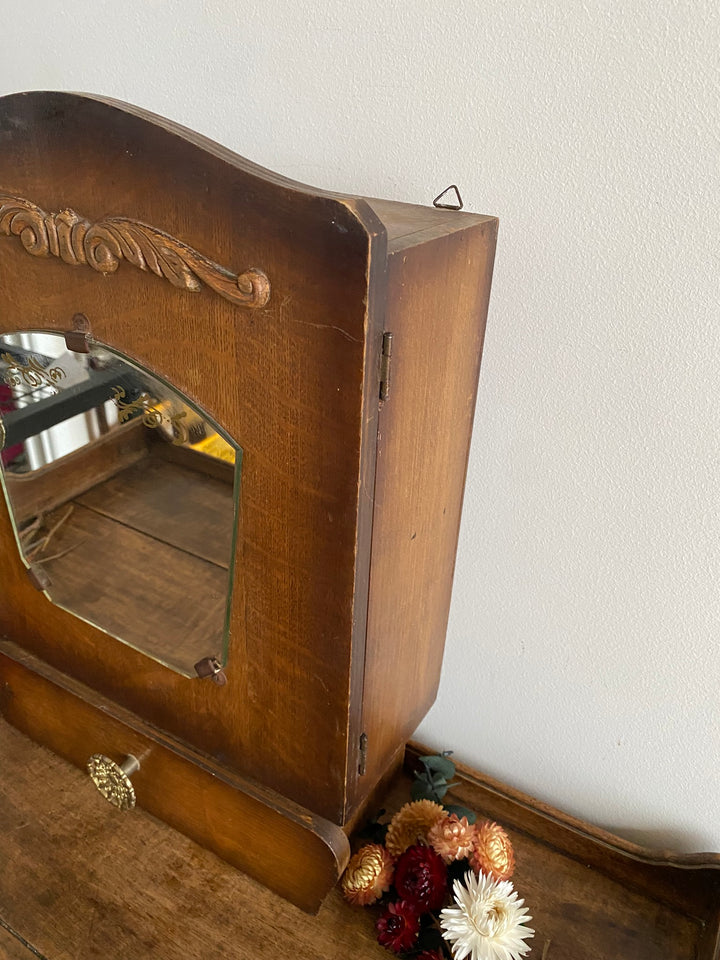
420,754 -> 456,780
411,779 -> 433,802
444,803 -> 477,825
412,781 -> 446,803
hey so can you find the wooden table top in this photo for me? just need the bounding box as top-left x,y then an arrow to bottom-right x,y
0,719 -> 385,960
2,718 -> 720,960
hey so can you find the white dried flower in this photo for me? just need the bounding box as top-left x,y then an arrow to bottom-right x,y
440,870 -> 534,960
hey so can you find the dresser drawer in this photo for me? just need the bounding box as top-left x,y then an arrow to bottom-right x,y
0,640 -> 348,913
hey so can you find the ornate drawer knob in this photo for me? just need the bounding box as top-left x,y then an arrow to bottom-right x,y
87,754 -> 140,811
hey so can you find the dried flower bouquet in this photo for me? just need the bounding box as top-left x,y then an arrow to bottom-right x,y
341,753 -> 534,960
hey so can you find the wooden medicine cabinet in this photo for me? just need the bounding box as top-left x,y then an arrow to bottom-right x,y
0,91 -> 497,911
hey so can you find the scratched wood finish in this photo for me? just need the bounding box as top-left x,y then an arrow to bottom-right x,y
405,744 -> 720,959
1,722 -> 718,960
0,925 -> 36,960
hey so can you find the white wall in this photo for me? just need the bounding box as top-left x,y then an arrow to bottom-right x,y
1,0 -> 718,852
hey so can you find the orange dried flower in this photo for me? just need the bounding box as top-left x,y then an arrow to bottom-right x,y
385,800 -> 446,857
341,843 -> 395,906
428,813 -> 476,863
470,820 -> 516,881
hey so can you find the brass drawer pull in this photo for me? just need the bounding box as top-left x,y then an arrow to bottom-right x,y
87,754 -> 140,811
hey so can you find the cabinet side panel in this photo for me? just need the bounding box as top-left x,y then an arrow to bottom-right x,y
351,218 -> 498,812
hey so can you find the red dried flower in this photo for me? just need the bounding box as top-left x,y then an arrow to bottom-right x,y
393,843 -> 448,912
414,953 -> 443,960
376,900 -> 420,953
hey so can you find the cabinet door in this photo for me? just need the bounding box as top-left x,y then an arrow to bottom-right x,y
0,91 -> 386,822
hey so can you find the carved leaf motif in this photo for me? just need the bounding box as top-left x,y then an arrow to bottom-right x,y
0,194 -> 270,308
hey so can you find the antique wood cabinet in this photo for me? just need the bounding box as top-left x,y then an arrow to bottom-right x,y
0,91 -> 497,911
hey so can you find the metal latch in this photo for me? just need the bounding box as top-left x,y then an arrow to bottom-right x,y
358,732 -> 368,776
379,332 -> 393,401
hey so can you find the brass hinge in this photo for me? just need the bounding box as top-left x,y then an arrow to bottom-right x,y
358,732 -> 368,776
379,332 -> 393,401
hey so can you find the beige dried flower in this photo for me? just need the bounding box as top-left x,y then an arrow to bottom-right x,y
340,843 -> 394,906
471,820 -> 516,882
440,869 -> 534,960
385,800 -> 446,857
428,813 -> 476,863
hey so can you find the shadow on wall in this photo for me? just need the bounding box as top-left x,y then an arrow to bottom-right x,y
604,824 -> 713,854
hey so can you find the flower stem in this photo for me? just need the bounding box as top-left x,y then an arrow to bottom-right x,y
429,913 -> 454,960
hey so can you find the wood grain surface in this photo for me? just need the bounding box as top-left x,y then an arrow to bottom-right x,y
0,90 -> 386,823
40,503 -> 229,673
405,745 -> 720,960
2,722 -> 719,960
75,454 -> 235,568
25,449 -> 238,674
0,90 -> 502,833
0,645 -> 350,914
0,924 -> 38,960
355,206 -> 497,809
0,719 -> 382,960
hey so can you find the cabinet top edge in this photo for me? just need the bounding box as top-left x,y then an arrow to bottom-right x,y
0,92 -> 495,253
364,197 -> 498,254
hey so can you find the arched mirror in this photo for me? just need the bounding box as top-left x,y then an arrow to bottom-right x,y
0,331 -> 241,677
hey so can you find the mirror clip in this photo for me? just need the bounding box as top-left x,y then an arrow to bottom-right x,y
194,656 -> 227,686
27,563 -> 51,591
64,330 -> 90,354
65,313 -> 92,353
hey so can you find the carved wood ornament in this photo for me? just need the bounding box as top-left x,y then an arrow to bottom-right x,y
0,194 -> 270,308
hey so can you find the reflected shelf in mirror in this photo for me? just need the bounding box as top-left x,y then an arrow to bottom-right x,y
0,332 -> 242,678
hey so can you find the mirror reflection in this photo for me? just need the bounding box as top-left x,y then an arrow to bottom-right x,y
0,332 -> 240,677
